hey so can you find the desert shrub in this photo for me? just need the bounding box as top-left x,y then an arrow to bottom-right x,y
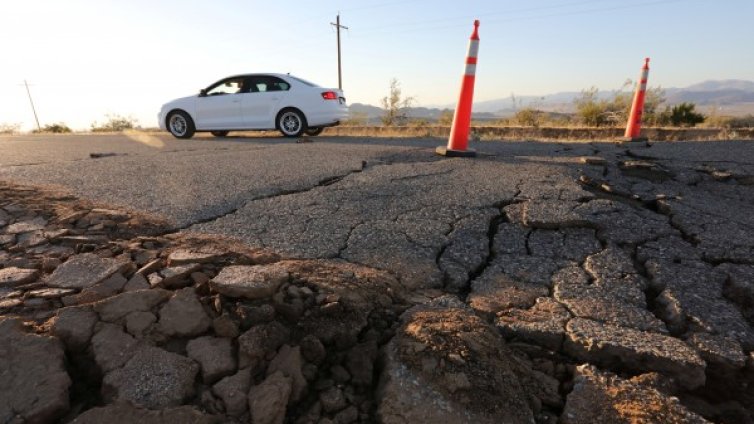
437,110 -> 454,125
406,118 -> 430,127
574,88 -> 610,126
0,123 -> 21,134
574,83 -> 665,127
703,116 -> 728,127
513,107 -> 542,127
703,114 -> 754,128
91,114 -> 138,132
34,123 -> 72,133
641,87 -> 666,125
726,115 -> 754,128
380,78 -> 414,126
545,113 -> 575,127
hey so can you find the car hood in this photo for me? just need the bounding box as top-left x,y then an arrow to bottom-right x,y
162,95 -> 197,111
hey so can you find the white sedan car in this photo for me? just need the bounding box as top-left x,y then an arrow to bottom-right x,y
158,73 -> 348,139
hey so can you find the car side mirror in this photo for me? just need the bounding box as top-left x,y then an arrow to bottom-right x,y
199,89 -> 207,97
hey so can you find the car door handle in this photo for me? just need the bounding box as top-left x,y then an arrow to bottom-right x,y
232,99 -> 241,103
271,97 -> 280,101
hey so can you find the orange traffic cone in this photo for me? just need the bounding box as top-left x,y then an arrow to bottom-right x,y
437,20 -> 480,157
622,58 -> 650,142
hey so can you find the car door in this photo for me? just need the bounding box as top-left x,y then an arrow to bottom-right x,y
240,76 -> 287,128
195,77 -> 246,129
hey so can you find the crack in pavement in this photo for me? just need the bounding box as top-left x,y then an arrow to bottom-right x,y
337,221 -> 366,259
179,163 -> 368,233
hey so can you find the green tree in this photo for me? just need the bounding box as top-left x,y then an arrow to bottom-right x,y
380,78 -> 414,126
667,103 -> 705,127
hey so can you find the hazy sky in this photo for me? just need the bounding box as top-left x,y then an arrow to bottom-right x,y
2,0 -> 753,130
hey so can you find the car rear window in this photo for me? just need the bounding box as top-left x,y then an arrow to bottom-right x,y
287,75 -> 320,87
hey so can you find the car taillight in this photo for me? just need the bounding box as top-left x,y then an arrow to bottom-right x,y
321,91 -> 338,100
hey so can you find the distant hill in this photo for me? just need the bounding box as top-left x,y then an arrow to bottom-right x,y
666,89 -> 754,105
349,80 -> 754,120
476,80 -> 754,115
664,80 -> 754,106
681,80 -> 754,92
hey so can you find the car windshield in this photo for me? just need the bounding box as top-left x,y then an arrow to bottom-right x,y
286,75 -> 319,87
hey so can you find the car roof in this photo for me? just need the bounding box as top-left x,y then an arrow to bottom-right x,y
209,73 -> 321,89
225,73 -> 291,79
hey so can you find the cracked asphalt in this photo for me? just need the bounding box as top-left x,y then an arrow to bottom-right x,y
2,135 -> 754,292
3,133 -> 754,420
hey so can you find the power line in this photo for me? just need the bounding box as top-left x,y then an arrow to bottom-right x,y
340,0 -> 425,13
356,0 -> 608,34
350,0 -> 690,39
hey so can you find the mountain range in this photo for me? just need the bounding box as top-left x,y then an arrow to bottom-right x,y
349,80 -> 754,122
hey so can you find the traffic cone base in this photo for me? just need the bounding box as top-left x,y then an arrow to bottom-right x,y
436,146 -> 477,157
619,135 -> 648,143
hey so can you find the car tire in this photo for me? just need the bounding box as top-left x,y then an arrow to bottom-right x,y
211,131 -> 229,137
167,111 -> 195,139
304,127 -> 324,136
277,108 -> 307,138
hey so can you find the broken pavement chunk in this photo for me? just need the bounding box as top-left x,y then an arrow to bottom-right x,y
496,297 -> 571,350
561,365 -> 709,424
210,264 -> 289,300
46,253 -> 130,289
565,318 -> 706,390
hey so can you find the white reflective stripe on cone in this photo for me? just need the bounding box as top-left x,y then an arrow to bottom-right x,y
467,40 -> 480,58
464,64 -> 477,75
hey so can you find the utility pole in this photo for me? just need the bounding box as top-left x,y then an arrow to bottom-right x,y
330,13 -> 348,90
24,80 -> 41,131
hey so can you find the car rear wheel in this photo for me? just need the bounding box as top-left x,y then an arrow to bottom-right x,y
304,127 -> 323,136
211,131 -> 229,137
167,111 -> 195,139
277,108 -> 307,138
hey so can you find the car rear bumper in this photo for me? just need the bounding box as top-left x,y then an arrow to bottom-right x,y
307,104 -> 348,128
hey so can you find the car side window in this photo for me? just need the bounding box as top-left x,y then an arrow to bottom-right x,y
206,78 -> 245,96
268,77 -> 290,92
247,76 -> 290,94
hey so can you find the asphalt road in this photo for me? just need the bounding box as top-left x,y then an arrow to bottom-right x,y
2,133 -> 754,291
4,132 -> 754,420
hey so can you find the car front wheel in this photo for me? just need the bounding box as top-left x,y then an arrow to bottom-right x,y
277,109 -> 307,138
167,111 -> 195,139
305,127 -> 323,136
211,131 -> 229,137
